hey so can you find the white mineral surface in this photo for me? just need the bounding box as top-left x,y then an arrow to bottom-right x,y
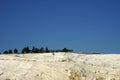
0,52 -> 120,80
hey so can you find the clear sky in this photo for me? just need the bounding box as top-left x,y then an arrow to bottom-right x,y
0,0 -> 120,53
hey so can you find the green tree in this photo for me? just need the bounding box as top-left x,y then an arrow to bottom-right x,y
32,46 -> 35,53
21,48 -> 24,53
39,47 -> 44,53
22,46 -> 30,53
22,47 -> 26,53
62,48 -> 68,52
26,46 -> 30,53
62,48 -> 73,52
45,47 -> 49,53
9,49 -> 12,53
14,48 -> 18,53
32,46 -> 39,53
3,50 -> 9,54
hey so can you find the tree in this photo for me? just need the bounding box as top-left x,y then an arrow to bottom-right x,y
62,48 -> 73,52
26,46 -> 30,53
9,49 -> 12,53
62,48 -> 68,52
32,46 -> 39,53
22,46 -> 30,53
45,47 -> 49,53
3,50 -> 9,54
21,49 -> 24,53
33,48 -> 38,53
32,46 -> 35,53
39,47 -> 44,53
14,48 -> 18,53
22,47 -> 26,53
67,49 -> 73,52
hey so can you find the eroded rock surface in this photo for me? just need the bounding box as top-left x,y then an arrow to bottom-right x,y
0,53 -> 120,80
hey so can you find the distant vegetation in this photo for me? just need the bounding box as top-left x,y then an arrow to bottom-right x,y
79,52 -> 101,54
1,46 -> 73,54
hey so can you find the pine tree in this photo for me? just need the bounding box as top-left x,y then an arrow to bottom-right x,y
21,46 -> 30,53
62,48 -> 68,52
39,47 -> 44,53
9,49 -> 12,53
14,48 -> 18,53
45,47 -> 49,53
3,50 -> 9,54
26,46 -> 30,53
32,46 -> 35,53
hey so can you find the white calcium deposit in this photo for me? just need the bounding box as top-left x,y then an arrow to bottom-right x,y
0,52 -> 120,80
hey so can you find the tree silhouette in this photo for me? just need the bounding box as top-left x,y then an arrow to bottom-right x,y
9,49 -> 12,53
26,46 -> 30,53
3,50 -> 9,54
62,48 -> 73,52
45,47 -> 49,53
32,46 -> 35,53
1,45 -> 74,54
14,48 -> 18,53
62,48 -> 68,52
32,46 -> 39,53
22,47 -> 25,53
39,47 -> 44,53
34,48 -> 39,53
22,46 -> 30,53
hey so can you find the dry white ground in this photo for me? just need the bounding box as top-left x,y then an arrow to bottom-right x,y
0,52 -> 120,80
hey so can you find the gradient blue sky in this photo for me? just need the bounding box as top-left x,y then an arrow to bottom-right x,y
0,0 -> 120,53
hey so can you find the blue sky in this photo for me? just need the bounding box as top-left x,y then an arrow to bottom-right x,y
0,0 -> 120,53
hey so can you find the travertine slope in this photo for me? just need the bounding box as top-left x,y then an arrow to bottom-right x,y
0,53 -> 120,80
